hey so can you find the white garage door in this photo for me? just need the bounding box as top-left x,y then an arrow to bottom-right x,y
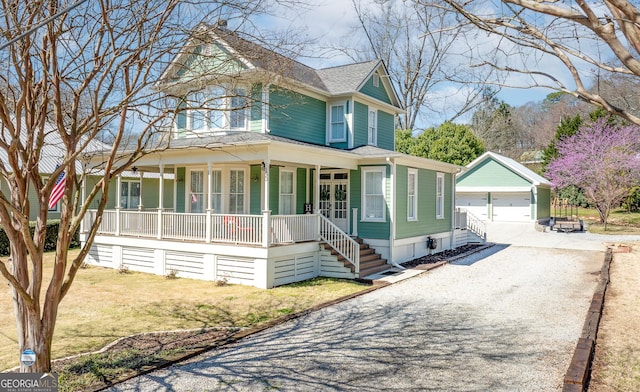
492,192 -> 531,222
456,193 -> 488,220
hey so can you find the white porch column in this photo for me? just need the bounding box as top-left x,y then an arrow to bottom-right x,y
205,162 -> 212,243
157,164 -> 164,240
138,171 -> 144,210
158,164 -> 164,210
116,174 -> 122,236
262,161 -> 271,248
262,161 -> 270,211
314,164 -> 321,240
80,175 -> 86,233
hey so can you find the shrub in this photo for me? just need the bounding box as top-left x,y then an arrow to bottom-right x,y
0,221 -> 80,256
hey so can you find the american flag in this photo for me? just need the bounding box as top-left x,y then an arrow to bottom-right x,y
48,169 -> 66,209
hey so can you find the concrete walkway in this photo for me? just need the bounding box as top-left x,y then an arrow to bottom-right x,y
110,224 -> 639,391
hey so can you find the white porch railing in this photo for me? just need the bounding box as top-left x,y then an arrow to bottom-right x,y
318,214 -> 360,274
455,208 -> 487,242
83,209 -> 324,247
271,214 -> 317,243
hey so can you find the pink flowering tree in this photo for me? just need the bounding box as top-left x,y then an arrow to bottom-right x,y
546,119 -> 640,229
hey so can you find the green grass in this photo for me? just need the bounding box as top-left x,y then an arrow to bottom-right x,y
555,207 -> 640,234
0,250 -> 369,384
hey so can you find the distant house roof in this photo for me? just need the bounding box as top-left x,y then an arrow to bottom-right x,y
0,116 -> 110,175
462,151 -> 551,187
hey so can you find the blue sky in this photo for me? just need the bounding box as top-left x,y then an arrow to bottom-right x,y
253,0 -> 561,114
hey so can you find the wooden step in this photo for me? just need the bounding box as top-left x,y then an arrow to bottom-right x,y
359,263 -> 392,278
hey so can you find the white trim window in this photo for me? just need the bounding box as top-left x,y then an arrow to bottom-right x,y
120,180 -> 141,209
362,166 -> 386,222
330,103 -> 346,142
229,169 -> 246,214
436,172 -> 445,219
279,169 -> 295,214
186,86 -> 248,133
189,170 -> 205,213
210,169 -> 222,213
373,73 -> 380,87
368,109 -> 377,146
407,168 -> 418,221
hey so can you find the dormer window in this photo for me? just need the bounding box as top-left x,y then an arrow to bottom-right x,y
373,73 -> 380,87
183,86 -> 248,134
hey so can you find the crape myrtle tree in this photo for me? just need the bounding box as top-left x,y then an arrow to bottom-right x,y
0,0 -> 290,373
434,0 -> 640,126
546,119 -> 640,229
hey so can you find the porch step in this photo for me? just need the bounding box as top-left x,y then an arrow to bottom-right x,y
321,238 -> 390,278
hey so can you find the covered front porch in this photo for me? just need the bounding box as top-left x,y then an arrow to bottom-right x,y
82,209 -> 369,288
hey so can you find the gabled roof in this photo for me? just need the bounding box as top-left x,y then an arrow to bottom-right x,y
158,25 -> 402,109
463,151 -> 551,187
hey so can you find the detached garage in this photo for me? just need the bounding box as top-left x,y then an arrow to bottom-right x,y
456,152 -> 551,222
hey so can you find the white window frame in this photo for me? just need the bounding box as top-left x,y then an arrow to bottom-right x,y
368,109 -> 377,146
188,169 -> 205,213
436,172 -> 445,219
361,166 -> 386,222
210,169 -> 222,213
120,180 -> 141,210
279,169 -> 296,215
185,86 -> 248,133
373,73 -> 380,87
329,103 -> 346,142
407,168 -> 418,221
229,168 -> 247,214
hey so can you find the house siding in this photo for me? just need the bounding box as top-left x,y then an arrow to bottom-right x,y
353,101 -> 368,148
296,168 -> 307,214
250,84 -> 263,132
269,86 -> 326,144
536,187 -> 551,219
377,111 -> 395,151
395,167 -> 452,239
359,74 -> 392,105
350,165 -> 391,240
457,158 -> 531,187
249,164 -> 261,214
176,167 -> 186,212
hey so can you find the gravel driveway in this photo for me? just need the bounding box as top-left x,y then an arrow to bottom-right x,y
110,224 -> 614,391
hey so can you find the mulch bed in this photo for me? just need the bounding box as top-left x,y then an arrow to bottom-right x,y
400,244 -> 485,268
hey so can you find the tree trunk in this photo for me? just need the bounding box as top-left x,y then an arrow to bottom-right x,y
10,245 -> 54,372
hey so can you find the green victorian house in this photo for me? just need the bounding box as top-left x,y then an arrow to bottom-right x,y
82,25 -> 478,288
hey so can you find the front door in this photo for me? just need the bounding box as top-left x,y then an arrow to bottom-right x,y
319,172 -> 349,232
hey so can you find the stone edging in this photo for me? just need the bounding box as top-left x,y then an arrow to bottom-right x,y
562,247 -> 613,391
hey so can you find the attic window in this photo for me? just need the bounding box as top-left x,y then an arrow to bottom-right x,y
373,73 -> 380,87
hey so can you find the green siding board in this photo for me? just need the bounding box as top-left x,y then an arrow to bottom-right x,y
359,74 -> 392,104
269,166 -> 279,215
269,86 -> 326,144
250,165 -> 261,214
351,165 -> 391,240
354,101 -> 368,147
250,84 -> 263,132
457,158 -> 531,187
377,111 -> 394,151
176,167 -> 185,213
296,168 -> 306,214
173,43 -> 245,82
395,168 -> 452,238
537,187 -> 551,219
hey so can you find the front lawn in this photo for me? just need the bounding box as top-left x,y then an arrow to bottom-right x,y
560,207 -> 640,234
0,249 -> 369,390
